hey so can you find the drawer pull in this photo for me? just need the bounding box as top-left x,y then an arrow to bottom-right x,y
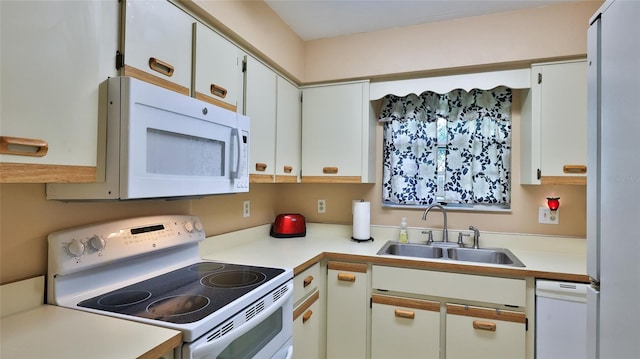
473,320 -> 496,332
394,309 -> 415,320
323,166 -> 338,174
337,273 -> 356,282
0,136 -> 48,157
210,83 -> 228,99
302,310 -> 313,323
284,165 -> 293,174
255,163 -> 267,171
563,165 -> 587,174
303,275 -> 314,287
148,57 -> 174,77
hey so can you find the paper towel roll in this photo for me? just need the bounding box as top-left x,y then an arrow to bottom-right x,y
352,201 -> 371,240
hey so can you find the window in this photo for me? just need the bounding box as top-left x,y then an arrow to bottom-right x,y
379,87 -> 512,209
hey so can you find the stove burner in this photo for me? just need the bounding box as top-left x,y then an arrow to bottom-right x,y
188,262 -> 225,273
97,290 -> 152,307
202,270 -> 267,288
145,295 -> 210,319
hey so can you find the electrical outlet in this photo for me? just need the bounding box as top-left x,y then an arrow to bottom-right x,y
538,207 -> 559,224
317,199 -> 326,213
243,200 -> 250,218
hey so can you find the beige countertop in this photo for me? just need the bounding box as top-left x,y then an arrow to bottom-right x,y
1,305 -> 182,359
0,276 -> 182,359
200,223 -> 588,282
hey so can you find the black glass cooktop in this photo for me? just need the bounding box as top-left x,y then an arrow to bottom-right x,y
78,262 -> 285,324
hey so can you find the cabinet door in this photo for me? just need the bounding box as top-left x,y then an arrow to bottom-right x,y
371,295 -> 440,359
521,60 -> 587,185
245,57 -> 277,182
275,77 -> 301,183
193,23 -> 243,112
293,291 -> 321,359
326,262 -> 368,359
0,0 -> 118,182
123,0 -> 193,95
446,304 -> 526,359
301,81 -> 374,183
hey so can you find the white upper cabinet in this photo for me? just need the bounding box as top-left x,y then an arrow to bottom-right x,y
122,0 -> 193,95
245,57 -> 277,182
275,78 -> 301,183
521,60 -> 588,185
193,22 -> 245,112
0,0 -> 119,182
301,81 -> 375,183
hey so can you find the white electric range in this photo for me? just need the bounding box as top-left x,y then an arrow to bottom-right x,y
47,215 -> 293,359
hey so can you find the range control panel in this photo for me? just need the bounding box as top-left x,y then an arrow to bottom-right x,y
48,215 -> 204,276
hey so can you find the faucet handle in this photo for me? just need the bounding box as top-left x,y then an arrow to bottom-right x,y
421,230 -> 434,244
457,232 -> 470,247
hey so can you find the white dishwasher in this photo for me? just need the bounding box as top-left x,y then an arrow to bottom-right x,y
536,280 -> 588,359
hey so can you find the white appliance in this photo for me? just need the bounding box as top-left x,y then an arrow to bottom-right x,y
47,215 -> 293,359
587,1 -> 640,358
46,77 -> 250,200
536,280 -> 587,359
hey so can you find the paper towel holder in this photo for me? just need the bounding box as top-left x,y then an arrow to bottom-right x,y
351,236 -> 374,242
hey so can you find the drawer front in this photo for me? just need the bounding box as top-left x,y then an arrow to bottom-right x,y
293,291 -> 321,359
294,262 -> 320,305
446,304 -> 526,359
372,265 -> 526,307
371,295 -> 440,359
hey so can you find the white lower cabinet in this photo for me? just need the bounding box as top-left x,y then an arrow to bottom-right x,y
326,261 -> 369,359
371,294 -> 440,359
445,304 -> 526,359
293,292 -> 321,359
293,262 -> 323,359
371,265 -> 530,359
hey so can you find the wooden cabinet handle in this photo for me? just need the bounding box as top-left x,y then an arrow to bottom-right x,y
303,275 -> 314,287
563,165 -> 587,174
473,320 -> 496,331
148,57 -> 174,77
323,167 -> 338,174
394,309 -> 415,319
337,273 -> 356,282
0,136 -> 48,157
210,84 -> 228,99
284,166 -> 293,174
255,163 -> 267,171
302,310 -> 313,324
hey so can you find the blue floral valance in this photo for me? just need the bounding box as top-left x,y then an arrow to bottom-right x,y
379,87 -> 512,206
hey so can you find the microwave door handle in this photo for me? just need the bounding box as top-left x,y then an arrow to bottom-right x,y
230,128 -> 240,179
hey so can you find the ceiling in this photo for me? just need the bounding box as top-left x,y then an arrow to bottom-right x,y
264,0 -> 573,41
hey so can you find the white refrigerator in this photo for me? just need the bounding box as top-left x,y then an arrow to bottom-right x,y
587,1 -> 640,358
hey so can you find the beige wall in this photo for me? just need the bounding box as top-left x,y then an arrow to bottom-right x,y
0,1 -> 597,285
303,1 -> 602,83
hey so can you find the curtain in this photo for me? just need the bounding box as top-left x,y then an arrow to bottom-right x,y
379,86 -> 512,206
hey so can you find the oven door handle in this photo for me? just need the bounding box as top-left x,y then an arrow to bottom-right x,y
192,282 -> 293,359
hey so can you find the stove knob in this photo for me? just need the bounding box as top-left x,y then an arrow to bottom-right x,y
184,221 -> 194,233
194,221 -> 203,232
66,239 -> 85,257
89,235 -> 106,251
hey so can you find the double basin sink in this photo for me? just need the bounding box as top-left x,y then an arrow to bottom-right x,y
377,241 -> 525,267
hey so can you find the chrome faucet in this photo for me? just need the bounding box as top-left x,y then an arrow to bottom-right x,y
422,204 -> 448,242
469,225 -> 480,249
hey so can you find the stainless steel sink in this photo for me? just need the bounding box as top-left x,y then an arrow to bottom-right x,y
446,247 -> 525,267
376,241 -> 444,259
376,241 -> 525,267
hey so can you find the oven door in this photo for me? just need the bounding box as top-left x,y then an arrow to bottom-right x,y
184,281 -> 293,359
120,76 -> 249,199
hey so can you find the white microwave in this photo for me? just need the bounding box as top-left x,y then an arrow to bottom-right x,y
47,77 -> 249,200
